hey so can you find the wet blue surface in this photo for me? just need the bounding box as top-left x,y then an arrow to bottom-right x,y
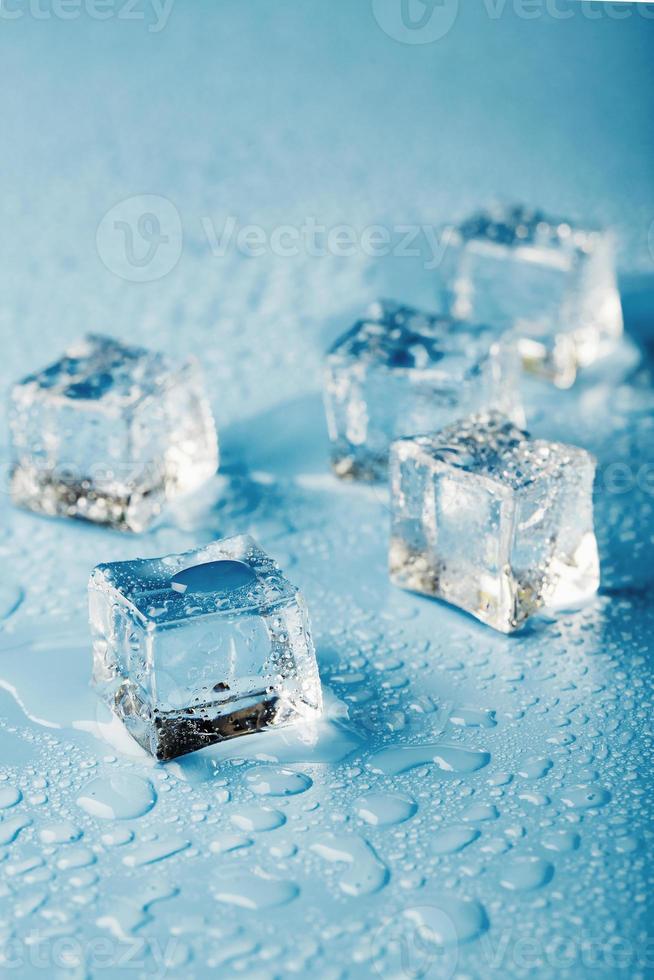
0,4 -> 653,978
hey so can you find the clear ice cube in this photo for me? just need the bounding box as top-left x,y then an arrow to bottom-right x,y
323,300 -> 523,481
389,412 -> 599,633
438,204 -> 623,388
8,334 -> 218,532
89,534 -> 323,760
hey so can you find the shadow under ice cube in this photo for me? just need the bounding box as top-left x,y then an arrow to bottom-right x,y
389,413 -> 599,633
438,205 -> 623,388
89,535 -> 322,760
324,300 -> 523,481
8,334 -> 218,532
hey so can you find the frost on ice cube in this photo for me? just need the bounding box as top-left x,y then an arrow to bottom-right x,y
438,205 -> 623,388
8,334 -> 218,532
323,300 -> 523,481
89,535 -> 323,760
389,412 -> 599,633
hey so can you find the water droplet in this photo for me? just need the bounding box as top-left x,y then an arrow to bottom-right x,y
461,803 -> 499,822
38,821 -> 82,845
56,846 -> 96,871
244,767 -> 312,797
540,830 -> 580,853
517,758 -> 553,780
229,806 -> 286,832
450,707 -> 497,729
0,786 -> 21,809
209,834 -> 253,855
500,856 -> 554,891
368,742 -> 490,777
560,784 -> 611,810
311,834 -> 388,896
0,815 -> 31,845
431,825 -> 480,855
404,895 -> 489,945
354,792 -> 417,827
214,873 -> 299,909
122,836 -> 190,867
76,774 -> 156,820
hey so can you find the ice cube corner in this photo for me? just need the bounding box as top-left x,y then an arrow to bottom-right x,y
323,299 -> 523,481
389,412 -> 599,633
8,333 -> 218,532
89,534 -> 322,760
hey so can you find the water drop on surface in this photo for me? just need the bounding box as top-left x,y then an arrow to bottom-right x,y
0,785 -> 21,809
431,825 -> 480,855
540,830 -> 580,853
310,834 -> 389,897
76,773 -> 156,820
38,820 -> 82,845
244,767 -> 312,797
214,873 -> 299,910
404,895 -> 489,945
500,856 -> 554,891
560,784 -> 611,810
354,791 -> 417,827
368,742 -> 490,777
229,806 -> 286,832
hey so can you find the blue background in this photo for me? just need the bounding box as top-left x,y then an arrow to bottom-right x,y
0,3 -> 653,977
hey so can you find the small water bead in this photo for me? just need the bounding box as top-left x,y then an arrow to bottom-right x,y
614,835 -> 640,854
0,785 -> 22,809
101,827 -> 134,847
368,743 -> 490,777
69,869 -> 99,888
450,707 -> 497,729
76,774 -> 157,820
431,825 -> 480,855
122,836 -> 190,867
229,807 -> 286,832
461,803 -> 499,822
488,771 -> 513,787
540,830 -> 581,853
244,768 -> 312,797
500,856 -> 554,892
38,821 -> 82,845
310,834 -> 389,896
214,874 -> 299,910
56,846 -> 96,871
209,834 -> 253,855
6,855 -> 45,877
404,895 -> 489,945
517,758 -> 553,780
354,792 -> 417,827
560,784 -> 612,810
518,791 -> 551,807
0,815 -> 31,845
270,841 -> 297,859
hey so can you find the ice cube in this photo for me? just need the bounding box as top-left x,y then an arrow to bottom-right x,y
323,300 -> 523,481
89,534 -> 322,760
389,412 -> 599,633
8,334 -> 218,532
438,205 -> 623,388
